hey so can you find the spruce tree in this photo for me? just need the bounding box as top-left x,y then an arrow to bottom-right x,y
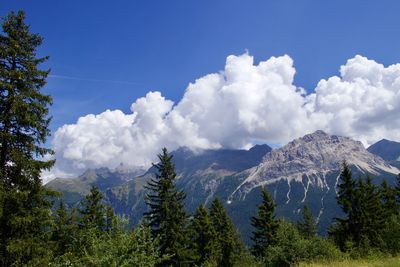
395,173 -> 400,206
190,204 -> 220,266
144,147 -> 191,266
356,177 -> 385,248
251,188 -> 279,257
52,201 -> 78,256
331,161 -> 357,249
105,204 -> 116,232
209,198 -> 242,267
297,204 -> 317,238
0,11 -> 55,266
380,180 -> 398,217
79,186 -> 106,230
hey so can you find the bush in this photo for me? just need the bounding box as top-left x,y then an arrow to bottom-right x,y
51,221 -> 161,267
263,221 -> 343,267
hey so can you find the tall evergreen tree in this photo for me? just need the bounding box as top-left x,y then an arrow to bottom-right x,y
144,147 -> 191,266
52,201 -> 78,256
79,186 -> 106,230
356,177 -> 385,248
380,180 -> 398,217
251,188 -> 279,257
190,204 -> 220,266
209,198 -> 242,267
331,161 -> 357,249
0,11 -> 55,266
395,173 -> 400,206
297,204 -> 317,238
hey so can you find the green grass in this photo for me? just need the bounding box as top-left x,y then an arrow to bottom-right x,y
299,255 -> 400,267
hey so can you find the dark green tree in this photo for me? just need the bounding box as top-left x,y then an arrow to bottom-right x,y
144,147 -> 191,266
0,10 -> 56,266
190,204 -> 220,266
297,204 -> 317,238
330,161 -> 357,250
380,180 -> 398,217
356,177 -> 385,248
395,173 -> 400,206
209,198 -> 242,267
52,201 -> 79,256
79,186 -> 106,230
251,188 -> 279,257
105,204 -> 116,232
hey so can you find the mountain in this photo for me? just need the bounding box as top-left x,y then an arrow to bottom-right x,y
46,167 -> 144,206
221,130 -> 399,240
368,139 -> 400,167
104,144 -> 273,224
47,131 -> 399,243
47,144 -> 272,209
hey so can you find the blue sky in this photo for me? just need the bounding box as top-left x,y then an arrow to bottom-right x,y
2,1 -> 400,132
3,1 -> 400,177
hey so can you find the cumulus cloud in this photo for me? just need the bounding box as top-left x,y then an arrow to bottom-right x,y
45,53 -> 400,180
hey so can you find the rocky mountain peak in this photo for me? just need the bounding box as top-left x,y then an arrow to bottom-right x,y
230,131 -> 399,200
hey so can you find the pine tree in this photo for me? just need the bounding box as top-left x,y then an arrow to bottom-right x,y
251,188 -> 279,257
0,11 -> 56,266
331,161 -> 357,249
356,177 -> 385,248
380,180 -> 398,217
52,201 -> 78,256
144,147 -> 191,266
105,204 -> 116,232
297,204 -> 317,238
395,173 -> 400,206
79,186 -> 106,230
209,198 -> 242,267
190,204 -> 220,266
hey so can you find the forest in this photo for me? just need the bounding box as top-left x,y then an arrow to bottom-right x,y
1,10 -> 400,267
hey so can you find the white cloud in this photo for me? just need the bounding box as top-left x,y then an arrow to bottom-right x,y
45,53 -> 400,180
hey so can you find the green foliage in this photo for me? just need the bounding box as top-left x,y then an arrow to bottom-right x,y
380,180 -> 398,217
297,205 -> 317,239
264,221 -> 343,267
79,186 -> 106,230
52,201 -> 79,256
209,198 -> 243,267
0,10 -> 56,266
381,214 -> 400,254
51,221 -> 161,267
144,147 -> 192,266
251,188 -> 279,257
331,162 -> 388,252
190,204 -> 221,266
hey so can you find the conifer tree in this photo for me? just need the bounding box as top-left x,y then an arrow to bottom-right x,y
190,204 -> 220,266
0,11 -> 55,266
356,177 -> 385,247
79,186 -> 106,230
105,204 -> 116,232
52,201 -> 78,256
395,173 -> 400,206
331,161 -> 357,249
144,147 -> 191,266
209,198 -> 242,267
251,188 -> 279,257
380,180 -> 398,217
297,204 -> 317,238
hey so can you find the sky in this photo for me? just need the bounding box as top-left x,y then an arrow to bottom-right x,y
1,1 -> 400,179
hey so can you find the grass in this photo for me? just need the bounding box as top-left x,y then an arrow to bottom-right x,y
299,255 -> 400,267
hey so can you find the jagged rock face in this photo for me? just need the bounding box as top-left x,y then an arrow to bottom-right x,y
230,130 -> 398,200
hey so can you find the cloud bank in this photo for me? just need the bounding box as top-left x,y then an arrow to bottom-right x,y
45,53 -> 400,180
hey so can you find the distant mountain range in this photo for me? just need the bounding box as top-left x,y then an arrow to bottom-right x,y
47,131 -> 400,242
367,139 -> 400,168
